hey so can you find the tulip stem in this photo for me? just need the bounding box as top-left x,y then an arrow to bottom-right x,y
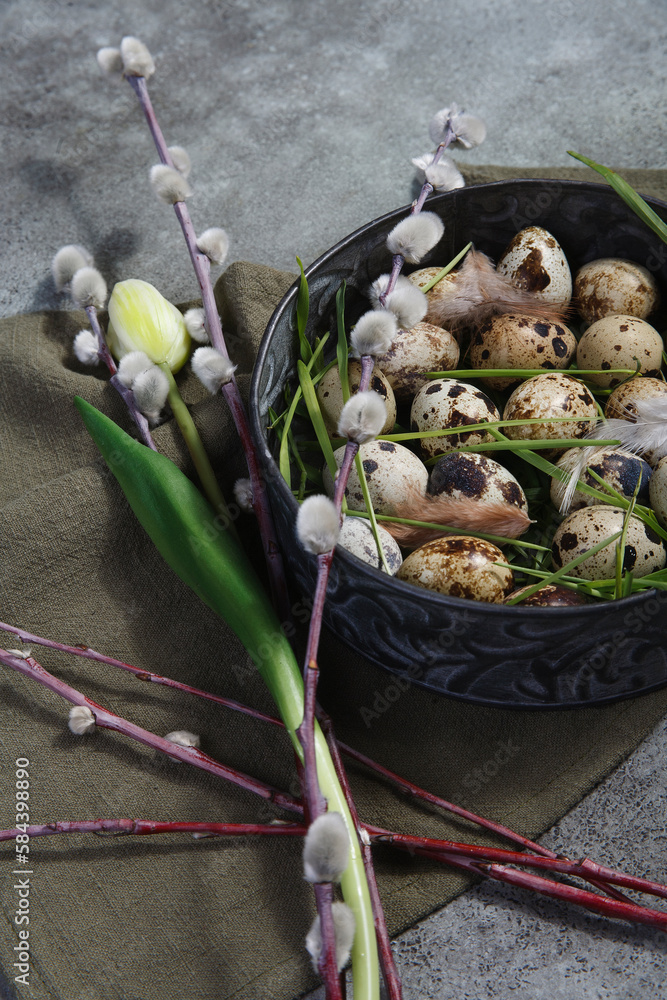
158,364 -> 237,535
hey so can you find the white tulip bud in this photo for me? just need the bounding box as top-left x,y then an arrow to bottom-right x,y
68,705 -> 96,735
107,280 -> 191,373
71,267 -> 108,309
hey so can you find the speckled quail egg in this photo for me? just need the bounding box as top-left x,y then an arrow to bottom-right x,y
576,315 -> 664,388
550,447 -> 652,512
605,376 -> 667,467
574,258 -> 660,325
323,439 -> 428,514
375,321 -> 459,401
338,517 -> 403,573
502,373 -> 598,458
429,452 -> 529,515
316,360 -> 396,437
551,506 -> 666,580
397,536 -> 514,602
410,379 -> 501,459
649,457 -> 667,528
469,314 -> 577,389
505,583 -> 589,606
406,267 -> 459,313
497,226 -> 572,308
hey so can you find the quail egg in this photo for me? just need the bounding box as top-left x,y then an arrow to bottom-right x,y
323,439 -> 428,513
505,584 -> 589,606
649,457 -> 667,528
338,517 -> 403,574
410,379 -> 501,459
375,321 -> 459,401
316,360 -> 396,436
605,376 -> 667,421
497,226 -> 572,308
469,314 -> 577,389
550,446 -> 652,511
574,258 -> 660,325
576,314 -> 664,388
502,373 -> 598,457
429,452 -> 529,515
406,267 -> 459,320
396,536 -> 514,602
551,506 -> 666,580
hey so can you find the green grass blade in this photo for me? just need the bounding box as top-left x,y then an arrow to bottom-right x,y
352,453 -> 392,573
295,255 -> 312,364
568,152 -> 667,244
297,360 -> 338,477
504,529 -> 623,604
420,242 -> 472,292
336,283 -> 351,404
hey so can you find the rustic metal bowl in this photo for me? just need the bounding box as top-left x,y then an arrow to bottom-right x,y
249,179 -> 667,708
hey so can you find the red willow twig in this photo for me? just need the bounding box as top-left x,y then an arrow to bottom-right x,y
0,819 -> 304,841
123,73 -> 290,624
0,648 -> 301,817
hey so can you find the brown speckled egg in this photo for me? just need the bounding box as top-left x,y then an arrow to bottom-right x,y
429,452 -> 528,515
574,258 -> 660,325
338,517 -> 403,574
505,584 -> 589,606
497,226 -> 572,308
406,267 -> 458,312
469,313 -> 577,390
576,314 -> 664,388
316,360 -> 396,436
605,377 -> 667,467
410,379 -> 501,459
323,439 -> 428,513
375,321 -> 459,401
550,447 -> 652,511
503,373 -> 598,458
551,506 -> 666,580
397,536 -> 514,602
649,457 -> 667,528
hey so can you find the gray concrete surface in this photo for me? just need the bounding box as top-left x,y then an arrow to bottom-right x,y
2,0 -> 667,997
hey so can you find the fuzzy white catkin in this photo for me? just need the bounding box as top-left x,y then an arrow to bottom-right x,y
191,347 -> 236,393
150,164 -> 192,205
386,212 -> 444,264
73,329 -> 100,365
296,495 -> 340,554
71,267 -> 108,309
52,244 -> 94,292
338,391 -> 387,445
183,308 -> 209,343
350,310 -> 397,358
167,146 -> 191,178
369,274 -> 427,328
164,730 -> 201,749
96,47 -> 123,75
429,105 -> 487,149
412,153 -> 465,192
233,478 -> 254,513
196,228 -> 230,266
119,36 -> 155,78
116,350 -> 153,388
303,812 -> 350,883
305,902 -> 356,973
132,366 -> 170,424
68,705 -> 96,735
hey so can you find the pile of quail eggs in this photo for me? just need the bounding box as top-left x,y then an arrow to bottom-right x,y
315,225 -> 667,605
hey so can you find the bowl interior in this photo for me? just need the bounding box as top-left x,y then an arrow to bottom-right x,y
250,180 -> 667,708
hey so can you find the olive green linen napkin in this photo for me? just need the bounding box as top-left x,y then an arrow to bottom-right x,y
1,167 -> 667,1000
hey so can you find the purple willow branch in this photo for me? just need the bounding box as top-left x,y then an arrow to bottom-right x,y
0,621 -> 283,731
365,827 -> 667,903
319,715 -> 402,1000
0,648 -> 301,816
85,304 -> 158,450
0,819 -> 305,842
314,882 -> 344,1000
125,74 -> 290,623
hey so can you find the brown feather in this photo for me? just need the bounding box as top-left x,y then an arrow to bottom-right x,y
426,249 -> 568,331
383,485 -> 533,548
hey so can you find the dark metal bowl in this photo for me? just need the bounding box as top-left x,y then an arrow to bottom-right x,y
249,180 -> 667,708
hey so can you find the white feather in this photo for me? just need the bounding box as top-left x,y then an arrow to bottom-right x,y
386,212 -> 444,264
303,812 -> 350,883
305,902 -> 356,973
297,495 -> 340,554
338,391 -> 387,444
600,398 -> 667,463
350,310 -> 397,358
553,445 -> 601,515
